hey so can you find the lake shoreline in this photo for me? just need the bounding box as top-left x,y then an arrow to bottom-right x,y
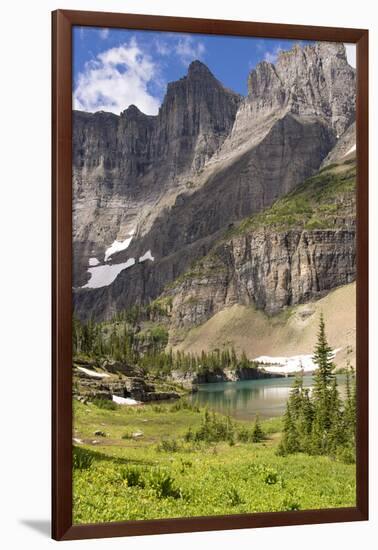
189,375 -> 348,421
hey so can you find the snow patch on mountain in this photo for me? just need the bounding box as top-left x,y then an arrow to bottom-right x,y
77,366 -> 110,378
82,258 -> 135,289
104,229 -> 135,262
255,349 -> 341,374
112,395 -> 140,405
344,144 -> 356,157
139,250 -> 154,263
88,257 -> 100,266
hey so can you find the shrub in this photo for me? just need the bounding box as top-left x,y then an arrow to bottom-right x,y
185,410 -> 235,444
304,217 -> 325,230
92,398 -> 118,410
169,400 -> 200,413
120,466 -> 145,488
237,427 -> 251,443
148,469 -> 181,499
263,469 -> 279,485
251,416 -> 265,443
73,446 -> 94,470
227,487 -> 244,506
149,325 -> 169,346
336,445 -> 356,464
156,438 -> 180,453
282,498 -> 301,511
179,459 -> 192,473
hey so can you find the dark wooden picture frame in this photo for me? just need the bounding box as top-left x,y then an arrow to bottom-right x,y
52,9 -> 369,541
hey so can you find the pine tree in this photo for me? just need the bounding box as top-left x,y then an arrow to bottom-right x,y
251,415 -> 265,442
278,404 -> 300,455
327,377 -> 345,454
289,372 -> 305,419
311,313 -> 336,449
344,364 -> 356,437
72,316 -> 82,355
299,388 -> 314,452
240,351 -> 250,370
278,314 -> 354,458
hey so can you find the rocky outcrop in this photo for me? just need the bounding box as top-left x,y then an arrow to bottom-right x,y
165,225 -> 356,328
227,42 -> 355,150
73,43 -> 356,320
321,122 -> 356,167
73,363 -> 183,402
170,366 -> 282,388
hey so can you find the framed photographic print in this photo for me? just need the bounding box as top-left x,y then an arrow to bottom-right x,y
52,9 -> 368,541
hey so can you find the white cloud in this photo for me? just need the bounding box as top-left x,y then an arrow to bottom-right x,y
73,34 -> 206,115
154,38 -> 171,56
264,45 -> 282,64
73,37 -> 161,115
344,43 -> 356,68
98,28 -> 109,40
175,35 -> 205,65
255,40 -> 265,52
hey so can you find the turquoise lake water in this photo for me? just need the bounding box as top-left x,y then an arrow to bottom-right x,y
190,375 -> 347,420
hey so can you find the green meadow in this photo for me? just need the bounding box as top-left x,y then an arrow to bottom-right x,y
73,399 -> 355,524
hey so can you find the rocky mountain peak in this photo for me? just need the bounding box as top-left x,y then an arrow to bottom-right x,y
187,59 -> 215,79
121,104 -> 146,119
164,59 -> 234,99
154,59 -> 241,174
245,42 -> 355,136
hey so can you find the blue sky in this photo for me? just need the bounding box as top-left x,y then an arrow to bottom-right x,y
73,27 -> 355,116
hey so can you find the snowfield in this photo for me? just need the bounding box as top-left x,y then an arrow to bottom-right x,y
104,228 -> 135,262
88,257 -> 100,266
344,143 -> 356,157
139,250 -> 154,262
254,349 -> 341,375
82,258 -> 135,289
112,395 -> 140,405
77,366 -> 110,378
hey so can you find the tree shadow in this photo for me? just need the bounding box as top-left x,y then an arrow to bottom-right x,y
74,445 -> 155,466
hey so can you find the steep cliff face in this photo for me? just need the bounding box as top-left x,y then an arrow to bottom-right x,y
321,121 -> 356,167
163,160 -> 356,328
229,42 -> 355,147
73,43 -> 356,320
152,61 -> 241,174
166,227 -> 356,328
72,61 -> 241,286
73,62 -> 242,190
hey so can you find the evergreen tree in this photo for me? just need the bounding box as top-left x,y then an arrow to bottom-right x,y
299,388 -> 314,452
278,405 -> 300,454
278,314 -> 355,461
289,372 -> 305,419
251,415 -> 265,443
327,377 -> 345,453
311,313 -> 336,449
344,364 -> 356,437
239,351 -> 250,370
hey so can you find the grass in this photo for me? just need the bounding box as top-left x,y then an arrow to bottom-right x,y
73,400 -> 356,524
232,161 -> 356,235
92,398 -> 118,411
